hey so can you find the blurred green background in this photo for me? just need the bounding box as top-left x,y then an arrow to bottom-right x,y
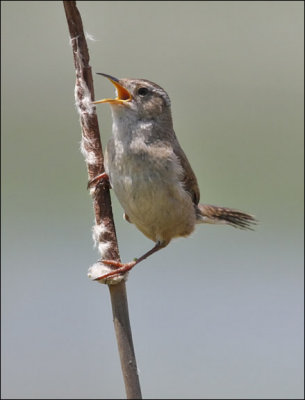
1,1 -> 303,398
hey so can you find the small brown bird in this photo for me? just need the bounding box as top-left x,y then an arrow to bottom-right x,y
91,73 -> 256,280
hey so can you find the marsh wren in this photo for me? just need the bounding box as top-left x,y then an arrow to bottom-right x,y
90,73 -> 256,281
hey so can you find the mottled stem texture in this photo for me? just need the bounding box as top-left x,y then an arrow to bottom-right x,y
63,2 -> 142,398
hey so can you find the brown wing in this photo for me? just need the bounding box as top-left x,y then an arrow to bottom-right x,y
172,140 -> 200,205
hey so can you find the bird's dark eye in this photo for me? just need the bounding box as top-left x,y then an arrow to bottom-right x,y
137,87 -> 149,96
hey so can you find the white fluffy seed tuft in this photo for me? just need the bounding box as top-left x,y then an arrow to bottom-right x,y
92,223 -> 108,246
92,223 -> 112,259
71,37 -> 95,116
98,241 -> 111,258
85,31 -> 98,42
74,78 -> 95,116
80,139 -> 97,165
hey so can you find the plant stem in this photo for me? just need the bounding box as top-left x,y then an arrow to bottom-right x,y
63,2 -> 142,398
109,284 -> 142,399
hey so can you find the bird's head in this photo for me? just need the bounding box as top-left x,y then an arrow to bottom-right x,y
93,73 -> 171,121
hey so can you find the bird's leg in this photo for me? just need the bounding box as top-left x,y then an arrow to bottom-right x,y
94,241 -> 165,281
87,172 -> 109,190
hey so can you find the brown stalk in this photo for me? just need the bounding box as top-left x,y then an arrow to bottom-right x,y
63,2 -> 142,398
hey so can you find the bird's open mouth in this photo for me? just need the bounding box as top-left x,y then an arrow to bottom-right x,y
93,73 -> 132,105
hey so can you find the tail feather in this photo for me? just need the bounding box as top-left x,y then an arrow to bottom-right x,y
197,204 -> 257,230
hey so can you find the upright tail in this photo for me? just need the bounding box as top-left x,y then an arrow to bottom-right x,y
197,204 -> 257,230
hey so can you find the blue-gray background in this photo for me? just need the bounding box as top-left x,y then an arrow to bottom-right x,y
1,1 -> 303,398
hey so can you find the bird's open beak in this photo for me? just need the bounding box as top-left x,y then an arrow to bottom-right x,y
93,73 -> 132,105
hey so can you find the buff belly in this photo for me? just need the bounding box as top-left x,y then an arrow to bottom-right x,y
109,165 -> 196,244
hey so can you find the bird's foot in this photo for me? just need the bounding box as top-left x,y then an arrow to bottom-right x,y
91,242 -> 164,283
93,259 -> 137,281
87,172 -> 109,190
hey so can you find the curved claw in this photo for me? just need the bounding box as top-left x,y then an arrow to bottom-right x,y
87,172 -> 109,190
